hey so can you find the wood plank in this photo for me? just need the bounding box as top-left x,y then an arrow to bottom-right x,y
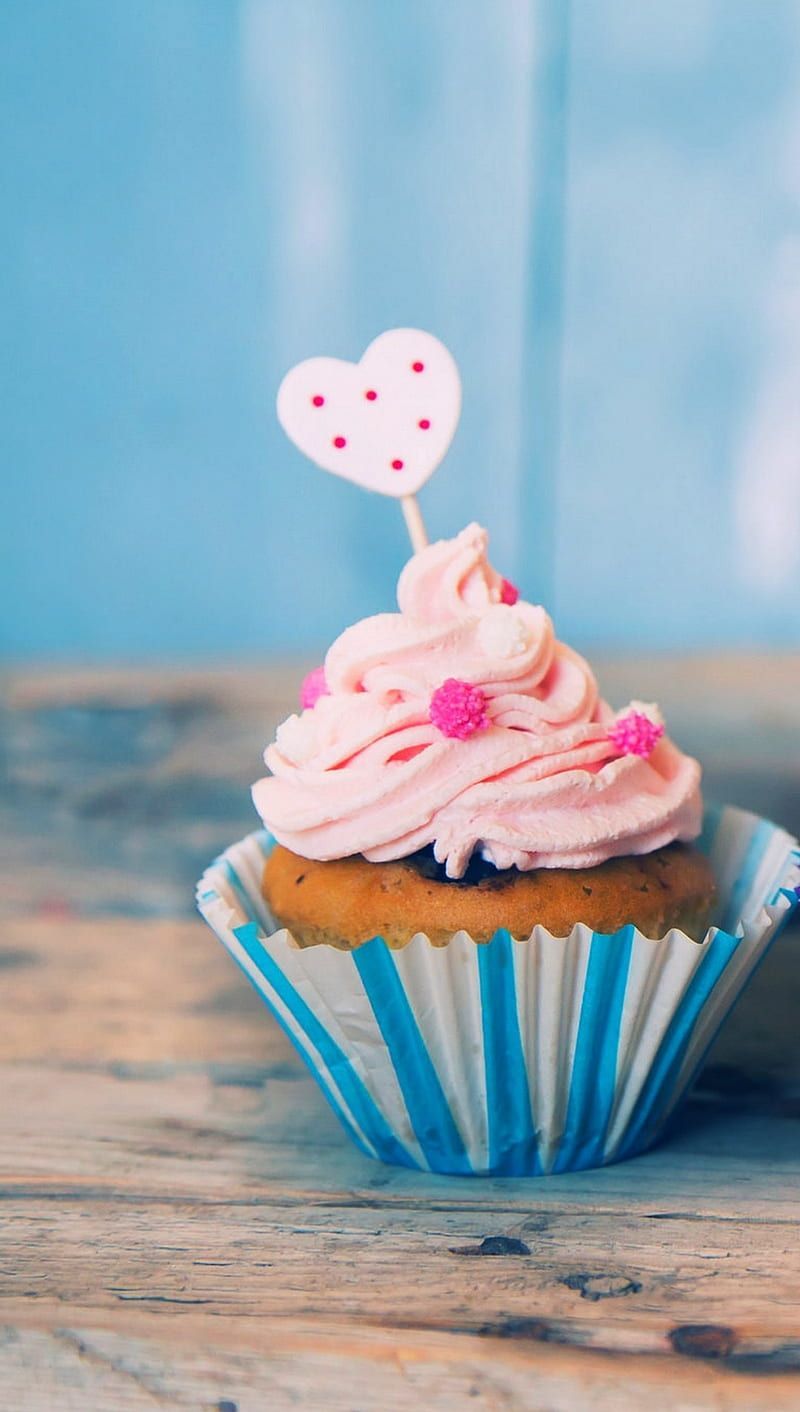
5,1314 -> 800,1412
3,1195 -> 800,1347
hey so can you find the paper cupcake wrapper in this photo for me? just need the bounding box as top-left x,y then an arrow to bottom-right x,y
197,805 -> 799,1176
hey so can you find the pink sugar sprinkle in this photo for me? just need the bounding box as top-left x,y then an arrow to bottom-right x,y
300,666 -> 330,711
429,678 -> 489,740
500,577 -> 519,606
608,710 -> 664,759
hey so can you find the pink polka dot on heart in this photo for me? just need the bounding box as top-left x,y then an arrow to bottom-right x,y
333,436 -> 346,449
418,418 -> 431,430
391,459 -> 404,471
311,395 -> 324,407
412,361 -> 424,373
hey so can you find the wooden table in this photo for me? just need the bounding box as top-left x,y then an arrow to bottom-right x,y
2,660 -> 800,1411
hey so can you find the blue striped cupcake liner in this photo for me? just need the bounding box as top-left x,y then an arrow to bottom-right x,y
197,805 -> 799,1176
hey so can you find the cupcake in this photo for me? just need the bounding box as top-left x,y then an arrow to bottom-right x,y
198,523 -> 798,1177
198,329 -> 799,1176
255,524 -> 715,948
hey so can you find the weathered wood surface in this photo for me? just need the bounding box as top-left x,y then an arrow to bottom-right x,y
1,663 -> 800,1410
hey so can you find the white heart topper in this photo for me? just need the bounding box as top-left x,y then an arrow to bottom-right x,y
277,328 -> 461,498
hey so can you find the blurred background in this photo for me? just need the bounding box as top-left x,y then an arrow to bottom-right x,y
4,0 -> 800,663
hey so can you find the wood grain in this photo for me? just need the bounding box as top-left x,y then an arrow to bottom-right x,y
2,664 -> 799,1409
6,1318 -> 800,1412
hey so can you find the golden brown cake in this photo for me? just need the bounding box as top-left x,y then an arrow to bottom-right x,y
262,842 -> 717,948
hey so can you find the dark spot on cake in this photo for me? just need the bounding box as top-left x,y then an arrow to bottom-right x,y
295,874 -> 306,885
401,847 -> 516,890
582,886 -> 593,896
478,873 -> 516,892
639,883 -> 650,893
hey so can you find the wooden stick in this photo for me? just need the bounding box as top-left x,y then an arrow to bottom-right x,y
401,495 -> 429,553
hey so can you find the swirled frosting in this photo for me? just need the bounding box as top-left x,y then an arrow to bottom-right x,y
253,525 -> 702,876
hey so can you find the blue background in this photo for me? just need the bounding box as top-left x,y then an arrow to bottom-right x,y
4,0 -> 800,660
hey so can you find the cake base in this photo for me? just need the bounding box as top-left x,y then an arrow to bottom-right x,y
261,843 -> 717,948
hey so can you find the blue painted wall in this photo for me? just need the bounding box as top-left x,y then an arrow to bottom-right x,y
3,1 -> 798,659
556,0 -> 800,649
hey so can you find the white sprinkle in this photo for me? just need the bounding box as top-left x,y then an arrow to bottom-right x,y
275,714 -> 314,762
477,606 -> 531,659
627,699 -> 664,726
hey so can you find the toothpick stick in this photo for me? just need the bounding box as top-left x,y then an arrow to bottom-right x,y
401,495 -> 429,553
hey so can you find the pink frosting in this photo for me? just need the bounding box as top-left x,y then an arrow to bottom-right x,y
253,524 -> 702,877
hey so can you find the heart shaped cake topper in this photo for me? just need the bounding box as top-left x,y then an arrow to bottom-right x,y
277,328 -> 461,501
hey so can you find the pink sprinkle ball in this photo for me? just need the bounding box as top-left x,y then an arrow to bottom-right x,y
300,666 -> 330,711
500,578 -> 519,606
429,678 -> 489,740
608,710 -> 664,759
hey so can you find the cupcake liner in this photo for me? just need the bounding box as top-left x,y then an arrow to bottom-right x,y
197,805 -> 799,1176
